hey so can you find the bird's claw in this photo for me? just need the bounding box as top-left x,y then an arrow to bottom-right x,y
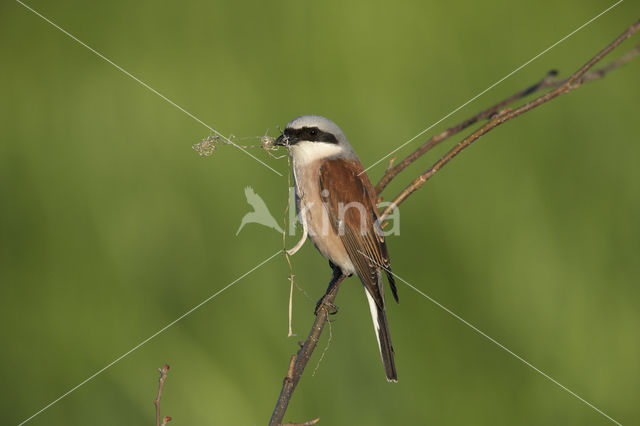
314,297 -> 339,316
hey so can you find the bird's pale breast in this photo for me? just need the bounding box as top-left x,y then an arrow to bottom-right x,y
292,158 -> 355,275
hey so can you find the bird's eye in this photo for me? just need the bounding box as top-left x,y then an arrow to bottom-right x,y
310,128 -> 317,136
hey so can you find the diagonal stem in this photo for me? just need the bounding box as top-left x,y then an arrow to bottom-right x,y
379,19 -> 640,222
269,273 -> 346,425
375,37 -> 640,197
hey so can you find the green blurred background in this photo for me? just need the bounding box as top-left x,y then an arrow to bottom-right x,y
1,0 -> 639,424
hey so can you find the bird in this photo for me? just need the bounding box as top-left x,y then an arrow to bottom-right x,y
275,115 -> 399,382
236,186 -> 283,235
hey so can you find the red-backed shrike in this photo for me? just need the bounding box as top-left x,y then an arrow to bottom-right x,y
275,115 -> 399,382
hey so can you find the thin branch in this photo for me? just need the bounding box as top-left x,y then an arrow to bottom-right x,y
374,69 -> 559,194
579,42 -> 640,83
375,37 -> 640,196
154,364 -> 171,426
270,274 -> 346,425
270,19 -> 640,425
379,20 -> 640,221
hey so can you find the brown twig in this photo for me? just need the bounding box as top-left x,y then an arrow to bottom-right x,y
270,273 -> 346,425
270,19 -> 640,424
379,20 -> 640,221
375,38 -> 640,197
374,69 -> 559,194
155,364 -> 171,426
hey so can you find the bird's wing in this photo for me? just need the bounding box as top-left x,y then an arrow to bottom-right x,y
318,158 -> 398,307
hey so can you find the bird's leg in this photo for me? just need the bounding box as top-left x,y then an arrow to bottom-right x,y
314,265 -> 346,316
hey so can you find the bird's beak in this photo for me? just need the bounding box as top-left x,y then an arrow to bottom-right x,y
274,133 -> 288,146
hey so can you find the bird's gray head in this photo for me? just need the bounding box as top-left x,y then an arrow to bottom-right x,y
275,115 -> 356,162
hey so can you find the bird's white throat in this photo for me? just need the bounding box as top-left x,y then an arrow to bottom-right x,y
288,140 -> 344,166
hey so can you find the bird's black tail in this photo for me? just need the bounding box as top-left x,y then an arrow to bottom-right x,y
364,289 -> 398,382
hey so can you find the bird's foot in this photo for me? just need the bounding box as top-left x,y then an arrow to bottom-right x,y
314,296 -> 339,316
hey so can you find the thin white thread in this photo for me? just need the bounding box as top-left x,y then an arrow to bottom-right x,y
18,250 -> 282,426
362,0 -> 624,174
357,250 -> 622,425
15,0 -> 283,177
